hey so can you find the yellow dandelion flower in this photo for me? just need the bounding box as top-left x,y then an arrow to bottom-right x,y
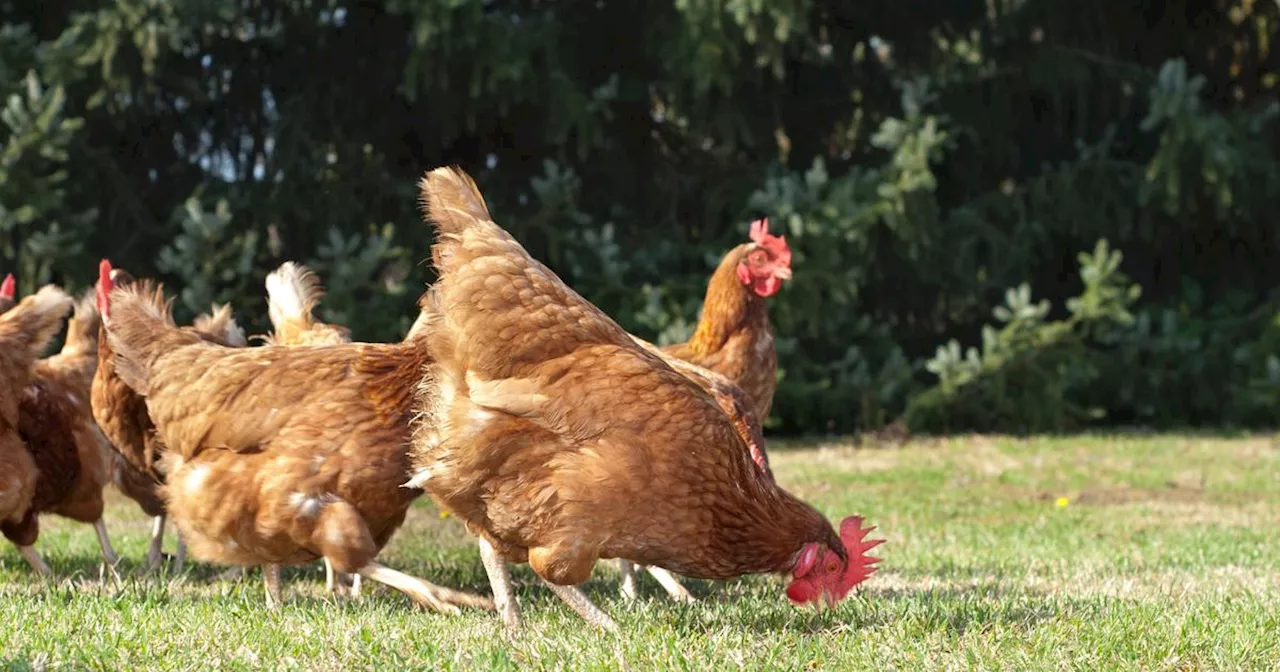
1055,497 -> 1070,508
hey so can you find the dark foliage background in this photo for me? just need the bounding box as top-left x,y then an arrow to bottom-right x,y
2,0 -> 1278,433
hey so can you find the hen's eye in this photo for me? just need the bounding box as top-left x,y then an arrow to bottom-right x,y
750,252 -> 767,265
825,561 -> 840,574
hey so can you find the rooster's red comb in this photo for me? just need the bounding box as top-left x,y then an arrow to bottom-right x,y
748,218 -> 791,267
0,273 -> 13,300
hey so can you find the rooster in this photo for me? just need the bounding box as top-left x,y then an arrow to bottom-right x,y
409,166 -> 882,631
1,282 -> 120,576
101,279 -> 492,612
92,261 -> 248,573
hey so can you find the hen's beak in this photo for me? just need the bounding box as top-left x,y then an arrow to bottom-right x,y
773,266 -> 793,280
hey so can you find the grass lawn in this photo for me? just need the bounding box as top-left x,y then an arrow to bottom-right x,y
2,434 -> 1278,670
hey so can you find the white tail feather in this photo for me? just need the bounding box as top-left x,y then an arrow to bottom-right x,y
265,261 -> 323,330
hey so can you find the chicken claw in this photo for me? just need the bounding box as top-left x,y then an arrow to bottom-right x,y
356,561 -> 494,614
93,518 -> 123,584
479,538 -> 522,630
645,566 -> 695,603
542,579 -> 619,633
18,545 -> 52,576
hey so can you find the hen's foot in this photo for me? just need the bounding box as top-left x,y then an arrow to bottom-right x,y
646,566 -> 696,603
357,561 -> 494,615
542,579 -> 619,633
18,545 -> 51,576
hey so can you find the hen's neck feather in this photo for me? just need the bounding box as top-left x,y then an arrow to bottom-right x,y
687,245 -> 768,356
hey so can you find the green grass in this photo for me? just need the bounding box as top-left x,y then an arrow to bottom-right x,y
3,434 -> 1279,670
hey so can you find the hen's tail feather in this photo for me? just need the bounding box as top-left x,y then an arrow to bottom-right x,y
418,166 -> 508,274
265,262 -> 323,331
192,303 -> 247,346
0,285 -> 74,366
104,281 -> 203,395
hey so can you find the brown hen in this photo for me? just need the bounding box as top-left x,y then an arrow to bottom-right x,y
260,260 -> 358,596
1,284 -> 120,576
1,285 -> 73,574
92,260 -> 248,572
102,280 -> 491,612
617,219 -> 792,600
661,218 -> 791,423
409,166 -> 881,632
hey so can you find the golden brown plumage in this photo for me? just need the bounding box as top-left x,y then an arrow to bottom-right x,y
102,279 -> 490,611
660,220 -> 792,423
0,285 -> 73,572
1,284 -> 119,575
410,166 -> 879,631
260,260 -> 358,594
92,260 -> 249,570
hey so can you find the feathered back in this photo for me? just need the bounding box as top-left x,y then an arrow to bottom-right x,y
417,166 -> 624,382
0,285 -> 73,365
104,281 -> 204,395
60,289 -> 102,356
192,303 -> 247,347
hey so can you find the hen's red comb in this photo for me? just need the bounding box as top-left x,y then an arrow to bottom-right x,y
836,516 -> 884,594
96,259 -> 114,317
0,273 -> 13,300
748,218 -> 791,267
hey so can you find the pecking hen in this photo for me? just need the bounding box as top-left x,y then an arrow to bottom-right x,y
409,166 -> 882,632
617,221 -> 792,600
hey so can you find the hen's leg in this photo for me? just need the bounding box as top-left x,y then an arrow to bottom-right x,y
93,518 -> 121,584
479,537 -> 522,630
542,579 -> 619,633
145,515 -> 166,571
645,566 -> 695,603
173,536 -> 187,574
18,546 -> 51,576
323,560 -> 357,597
356,561 -> 493,614
618,560 -> 640,600
264,564 -> 282,609
93,518 -> 119,567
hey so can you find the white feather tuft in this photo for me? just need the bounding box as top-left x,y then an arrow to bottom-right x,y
265,261 -> 323,329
